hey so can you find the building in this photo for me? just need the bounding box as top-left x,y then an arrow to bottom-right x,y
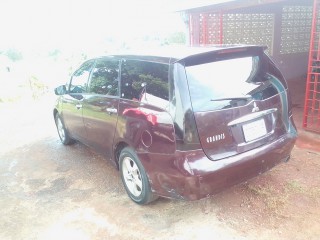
179,0 -> 320,133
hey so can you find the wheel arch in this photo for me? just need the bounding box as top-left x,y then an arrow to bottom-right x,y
113,141 -> 129,170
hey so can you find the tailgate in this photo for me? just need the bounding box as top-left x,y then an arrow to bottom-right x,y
185,50 -> 289,160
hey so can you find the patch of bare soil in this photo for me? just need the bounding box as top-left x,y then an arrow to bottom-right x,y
213,147 -> 320,240
1,97 -> 320,240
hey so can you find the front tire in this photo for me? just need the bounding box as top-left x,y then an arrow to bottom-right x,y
55,114 -> 74,145
119,147 -> 157,205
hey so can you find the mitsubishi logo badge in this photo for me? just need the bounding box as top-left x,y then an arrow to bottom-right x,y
252,102 -> 260,113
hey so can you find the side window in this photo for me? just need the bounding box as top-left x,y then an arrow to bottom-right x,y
69,60 -> 94,94
120,60 -> 169,109
88,59 -> 119,96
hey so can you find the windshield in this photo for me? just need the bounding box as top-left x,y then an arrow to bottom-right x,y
185,56 -> 264,112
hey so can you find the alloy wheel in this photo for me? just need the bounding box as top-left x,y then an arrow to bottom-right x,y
121,156 -> 143,197
56,117 -> 65,142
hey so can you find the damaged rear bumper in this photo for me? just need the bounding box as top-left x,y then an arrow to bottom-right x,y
138,132 -> 296,201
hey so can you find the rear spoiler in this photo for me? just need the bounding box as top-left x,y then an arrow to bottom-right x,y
176,45 -> 267,66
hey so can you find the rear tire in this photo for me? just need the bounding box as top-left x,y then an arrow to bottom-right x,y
55,114 -> 74,145
119,147 -> 158,205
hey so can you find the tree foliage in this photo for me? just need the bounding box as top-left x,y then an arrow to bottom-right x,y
5,48 -> 23,62
166,32 -> 186,45
121,60 -> 169,101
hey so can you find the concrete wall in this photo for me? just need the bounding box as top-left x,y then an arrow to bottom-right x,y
271,53 -> 308,80
185,0 -> 313,81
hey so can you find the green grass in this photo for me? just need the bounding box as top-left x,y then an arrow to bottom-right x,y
245,183 -> 289,216
285,180 -> 305,193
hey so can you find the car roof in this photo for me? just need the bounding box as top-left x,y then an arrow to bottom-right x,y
96,45 -> 265,64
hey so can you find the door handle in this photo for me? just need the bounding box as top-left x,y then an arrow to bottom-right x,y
76,104 -> 82,109
106,108 -> 117,114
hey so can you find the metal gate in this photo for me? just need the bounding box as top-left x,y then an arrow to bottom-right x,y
303,0 -> 320,133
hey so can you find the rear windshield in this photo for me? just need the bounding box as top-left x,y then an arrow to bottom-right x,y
185,56 -> 273,112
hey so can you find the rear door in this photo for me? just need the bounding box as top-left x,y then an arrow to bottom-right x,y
184,48 -> 288,160
62,60 -> 95,141
82,58 -> 120,159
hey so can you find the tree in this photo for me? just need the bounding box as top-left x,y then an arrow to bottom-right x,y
166,32 -> 186,45
5,48 -> 23,62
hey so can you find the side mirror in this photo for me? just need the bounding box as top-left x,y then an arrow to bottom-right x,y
54,85 -> 67,95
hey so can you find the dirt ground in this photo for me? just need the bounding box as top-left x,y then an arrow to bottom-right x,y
0,86 -> 319,240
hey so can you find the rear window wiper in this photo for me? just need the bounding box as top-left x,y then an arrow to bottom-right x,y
210,96 -> 252,101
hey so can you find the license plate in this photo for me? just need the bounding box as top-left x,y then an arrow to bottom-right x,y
242,118 -> 267,142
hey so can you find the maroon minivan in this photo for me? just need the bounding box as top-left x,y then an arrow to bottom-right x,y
53,45 -> 297,204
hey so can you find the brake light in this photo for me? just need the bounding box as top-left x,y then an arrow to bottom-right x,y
216,48 -> 247,55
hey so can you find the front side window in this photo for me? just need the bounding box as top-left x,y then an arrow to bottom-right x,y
69,60 -> 94,94
120,60 -> 169,109
88,58 -> 119,96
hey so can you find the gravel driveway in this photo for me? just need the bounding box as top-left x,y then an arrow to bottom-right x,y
0,97 -> 319,240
